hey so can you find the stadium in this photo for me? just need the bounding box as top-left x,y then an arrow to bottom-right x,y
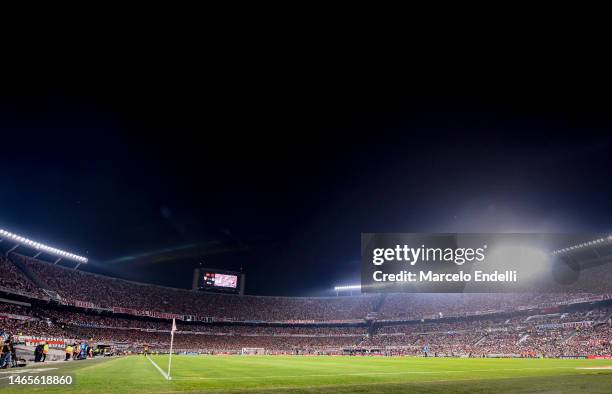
1,230 -> 612,392
2,47 -> 612,392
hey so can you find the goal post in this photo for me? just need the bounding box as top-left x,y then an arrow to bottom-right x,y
241,347 -> 265,355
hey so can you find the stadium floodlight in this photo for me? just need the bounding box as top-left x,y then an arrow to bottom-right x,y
334,284 -> 361,291
550,235 -> 612,256
0,228 -> 88,263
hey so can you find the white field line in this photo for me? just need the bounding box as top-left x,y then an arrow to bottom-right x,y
0,367 -> 58,375
576,366 -> 612,370
171,366 -> 580,381
146,355 -> 170,380
0,367 -> 60,380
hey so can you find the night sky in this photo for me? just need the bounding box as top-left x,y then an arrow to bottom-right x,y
1,66 -> 611,296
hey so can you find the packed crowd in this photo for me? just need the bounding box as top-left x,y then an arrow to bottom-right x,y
0,255 -> 41,296
2,300 -> 610,357
1,303 -> 367,352
2,255 -> 610,324
18,256 -> 376,321
1,255 -> 611,357
40,309 -> 368,336
377,293 -> 599,320
363,307 -> 612,357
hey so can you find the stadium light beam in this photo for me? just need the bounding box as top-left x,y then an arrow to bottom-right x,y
0,228 -> 88,263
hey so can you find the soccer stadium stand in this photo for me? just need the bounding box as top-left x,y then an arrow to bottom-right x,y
18,255 -> 376,322
1,253 -> 611,359
0,255 -> 43,297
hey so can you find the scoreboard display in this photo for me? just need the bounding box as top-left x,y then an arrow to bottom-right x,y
194,268 -> 244,294
203,272 -> 238,288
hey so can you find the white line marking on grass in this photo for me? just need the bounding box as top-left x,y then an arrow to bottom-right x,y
0,367 -> 61,380
146,355 -> 170,380
576,366 -> 612,370
171,366 -> 579,381
0,367 -> 58,374
470,367 -> 577,372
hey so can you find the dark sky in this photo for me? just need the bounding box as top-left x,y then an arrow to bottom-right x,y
1,60 -> 611,296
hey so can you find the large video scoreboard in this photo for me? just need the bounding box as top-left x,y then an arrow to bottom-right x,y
193,268 -> 245,294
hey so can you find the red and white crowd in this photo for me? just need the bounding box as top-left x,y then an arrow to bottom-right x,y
1,255 -> 611,357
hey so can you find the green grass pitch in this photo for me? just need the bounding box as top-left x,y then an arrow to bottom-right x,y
2,355 -> 612,393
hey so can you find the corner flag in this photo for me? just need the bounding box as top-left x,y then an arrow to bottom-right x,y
167,318 -> 177,380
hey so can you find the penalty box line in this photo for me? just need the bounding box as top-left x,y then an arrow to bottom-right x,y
146,355 -> 170,380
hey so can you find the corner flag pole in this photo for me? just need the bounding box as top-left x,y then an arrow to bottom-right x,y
168,318 -> 177,380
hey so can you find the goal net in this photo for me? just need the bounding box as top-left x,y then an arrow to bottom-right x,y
241,347 -> 265,355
